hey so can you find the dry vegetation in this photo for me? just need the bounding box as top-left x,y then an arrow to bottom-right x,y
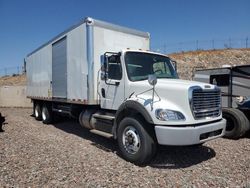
0,74 -> 26,86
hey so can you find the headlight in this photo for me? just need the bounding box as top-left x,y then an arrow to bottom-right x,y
155,109 -> 185,121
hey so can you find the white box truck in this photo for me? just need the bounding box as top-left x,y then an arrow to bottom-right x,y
25,17 -> 226,164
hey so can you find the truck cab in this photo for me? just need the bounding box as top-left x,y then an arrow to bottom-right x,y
89,49 -> 226,164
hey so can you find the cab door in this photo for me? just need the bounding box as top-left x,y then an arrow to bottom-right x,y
99,53 -> 125,110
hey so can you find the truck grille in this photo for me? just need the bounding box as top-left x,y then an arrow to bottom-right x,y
191,88 -> 221,119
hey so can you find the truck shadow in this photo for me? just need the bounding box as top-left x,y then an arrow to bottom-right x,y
51,119 -> 216,169
149,145 -> 215,169
51,118 -> 118,153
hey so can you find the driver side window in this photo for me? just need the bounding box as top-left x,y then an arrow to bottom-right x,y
107,56 -> 122,80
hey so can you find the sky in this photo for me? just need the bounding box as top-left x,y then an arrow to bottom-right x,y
0,0 -> 250,70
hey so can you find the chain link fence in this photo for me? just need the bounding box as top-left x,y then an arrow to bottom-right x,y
0,66 -> 24,77
152,37 -> 249,54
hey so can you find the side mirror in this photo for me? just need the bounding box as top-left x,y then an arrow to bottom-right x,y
148,74 -> 157,86
171,60 -> 177,71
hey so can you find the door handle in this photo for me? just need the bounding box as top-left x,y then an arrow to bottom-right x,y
101,88 -> 106,98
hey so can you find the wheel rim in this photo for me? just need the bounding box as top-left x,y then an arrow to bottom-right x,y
35,108 -> 39,117
122,126 -> 141,154
42,109 -> 46,121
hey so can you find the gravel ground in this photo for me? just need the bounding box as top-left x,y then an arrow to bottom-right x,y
0,107 -> 249,187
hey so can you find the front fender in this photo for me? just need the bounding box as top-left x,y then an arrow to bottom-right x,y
112,100 -> 154,139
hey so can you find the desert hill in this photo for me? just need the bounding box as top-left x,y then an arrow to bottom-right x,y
169,48 -> 250,80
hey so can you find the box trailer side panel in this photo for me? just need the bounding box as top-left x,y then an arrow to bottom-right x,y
26,23 -> 88,102
26,44 -> 52,98
67,24 -> 88,102
232,66 -> 250,108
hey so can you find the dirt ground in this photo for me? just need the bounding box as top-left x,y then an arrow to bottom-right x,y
0,107 -> 249,187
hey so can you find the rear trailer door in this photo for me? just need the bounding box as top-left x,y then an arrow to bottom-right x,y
52,37 -> 67,98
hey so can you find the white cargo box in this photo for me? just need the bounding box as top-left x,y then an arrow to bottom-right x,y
26,17 -> 150,104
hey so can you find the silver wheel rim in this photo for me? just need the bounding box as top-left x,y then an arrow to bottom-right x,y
35,108 -> 39,117
122,126 -> 141,154
42,109 -> 46,121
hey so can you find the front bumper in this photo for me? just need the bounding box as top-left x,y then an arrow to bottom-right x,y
154,118 -> 226,146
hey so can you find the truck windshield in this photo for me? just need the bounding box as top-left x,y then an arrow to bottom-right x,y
125,52 -> 178,81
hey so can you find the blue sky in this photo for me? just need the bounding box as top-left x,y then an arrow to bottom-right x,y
0,0 -> 249,69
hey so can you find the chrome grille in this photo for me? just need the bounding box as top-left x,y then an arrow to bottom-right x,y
191,88 -> 221,119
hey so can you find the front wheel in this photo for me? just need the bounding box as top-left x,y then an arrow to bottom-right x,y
117,117 -> 157,165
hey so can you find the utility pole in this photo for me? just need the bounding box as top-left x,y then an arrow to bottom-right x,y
196,40 -> 199,50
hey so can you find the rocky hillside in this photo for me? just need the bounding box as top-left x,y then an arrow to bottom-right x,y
1,48 -> 250,85
169,48 -> 250,80
0,74 -> 26,86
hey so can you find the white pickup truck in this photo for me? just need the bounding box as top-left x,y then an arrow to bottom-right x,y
26,17 -> 226,164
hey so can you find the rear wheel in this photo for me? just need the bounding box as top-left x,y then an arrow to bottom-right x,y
222,108 -> 248,139
117,117 -> 157,165
42,104 -> 53,124
34,104 -> 42,121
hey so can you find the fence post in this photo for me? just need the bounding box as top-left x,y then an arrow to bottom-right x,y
212,39 -> 215,50
163,43 -> 166,54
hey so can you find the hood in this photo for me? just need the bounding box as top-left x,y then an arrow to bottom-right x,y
127,78 -> 219,125
128,78 -> 216,96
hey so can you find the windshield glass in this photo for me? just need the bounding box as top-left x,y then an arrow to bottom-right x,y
125,52 -> 178,81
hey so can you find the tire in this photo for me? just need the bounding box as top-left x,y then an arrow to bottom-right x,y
34,103 -> 42,121
222,108 -> 248,139
117,117 -> 157,165
42,104 -> 53,124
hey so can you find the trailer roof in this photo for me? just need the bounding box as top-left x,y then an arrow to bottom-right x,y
27,17 -> 150,57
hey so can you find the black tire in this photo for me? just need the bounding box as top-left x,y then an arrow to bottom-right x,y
222,108 -> 248,139
117,117 -> 157,165
34,103 -> 42,121
42,104 -> 53,124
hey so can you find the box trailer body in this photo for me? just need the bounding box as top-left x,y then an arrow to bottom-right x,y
26,18 -> 149,105
194,65 -> 250,138
26,17 -> 226,165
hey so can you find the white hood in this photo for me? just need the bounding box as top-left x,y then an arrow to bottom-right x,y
127,78 -> 220,125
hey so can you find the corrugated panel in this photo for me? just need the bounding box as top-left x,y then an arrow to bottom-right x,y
52,37 -> 67,98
